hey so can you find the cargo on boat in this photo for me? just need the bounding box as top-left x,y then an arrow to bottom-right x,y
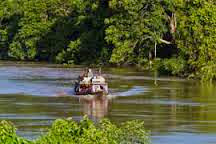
74,69 -> 108,95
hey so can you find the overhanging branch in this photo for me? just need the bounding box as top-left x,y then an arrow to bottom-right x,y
160,39 -> 171,44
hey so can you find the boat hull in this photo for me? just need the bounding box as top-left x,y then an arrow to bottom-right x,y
74,83 -> 108,95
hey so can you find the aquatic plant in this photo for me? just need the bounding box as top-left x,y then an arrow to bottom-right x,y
0,116 -> 150,144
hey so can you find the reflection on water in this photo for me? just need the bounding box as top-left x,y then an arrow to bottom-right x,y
0,63 -> 216,143
80,96 -> 109,121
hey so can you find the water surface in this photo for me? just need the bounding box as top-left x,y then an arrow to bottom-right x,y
0,63 -> 216,144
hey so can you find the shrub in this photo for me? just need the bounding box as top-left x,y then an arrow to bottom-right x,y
155,57 -> 187,76
0,116 -> 150,144
200,62 -> 216,82
0,120 -> 31,144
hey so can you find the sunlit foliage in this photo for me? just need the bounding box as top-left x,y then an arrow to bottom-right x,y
105,0 -> 167,64
0,0 -> 216,80
0,117 -> 150,144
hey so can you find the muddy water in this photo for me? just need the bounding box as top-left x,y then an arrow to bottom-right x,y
0,63 -> 216,144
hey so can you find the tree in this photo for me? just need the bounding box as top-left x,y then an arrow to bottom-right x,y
105,0 -> 167,65
174,0 -> 216,80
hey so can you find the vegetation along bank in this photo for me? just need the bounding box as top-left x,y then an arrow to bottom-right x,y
0,116 -> 150,144
0,0 -> 216,80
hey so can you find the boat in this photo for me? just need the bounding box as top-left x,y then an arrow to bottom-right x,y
74,69 -> 108,95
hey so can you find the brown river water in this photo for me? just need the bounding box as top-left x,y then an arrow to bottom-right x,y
0,62 -> 216,144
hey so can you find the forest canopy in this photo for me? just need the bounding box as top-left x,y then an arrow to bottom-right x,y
0,0 -> 216,80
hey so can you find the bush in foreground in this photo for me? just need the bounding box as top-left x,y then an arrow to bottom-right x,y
0,121 -> 31,144
0,116 -> 150,144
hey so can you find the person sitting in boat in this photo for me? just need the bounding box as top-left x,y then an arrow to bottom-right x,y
79,68 -> 94,85
77,68 -> 86,81
87,69 -> 93,78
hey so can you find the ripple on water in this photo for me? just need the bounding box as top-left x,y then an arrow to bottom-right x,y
152,133 -> 216,144
0,64 -> 216,144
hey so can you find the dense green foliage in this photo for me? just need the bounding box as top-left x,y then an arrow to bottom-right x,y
0,117 -> 150,144
0,0 -> 216,80
0,121 -> 31,144
105,0 -> 166,64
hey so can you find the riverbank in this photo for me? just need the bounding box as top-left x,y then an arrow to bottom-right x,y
1,0 -> 216,81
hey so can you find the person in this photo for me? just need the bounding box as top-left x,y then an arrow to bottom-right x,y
87,69 -> 93,78
99,68 -> 101,75
78,68 -> 87,81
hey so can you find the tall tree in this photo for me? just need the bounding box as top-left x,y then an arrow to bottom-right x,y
174,0 -> 216,80
105,0 -> 167,64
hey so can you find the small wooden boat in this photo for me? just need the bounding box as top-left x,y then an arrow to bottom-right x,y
74,70 -> 108,95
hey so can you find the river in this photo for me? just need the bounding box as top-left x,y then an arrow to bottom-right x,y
0,62 -> 216,144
